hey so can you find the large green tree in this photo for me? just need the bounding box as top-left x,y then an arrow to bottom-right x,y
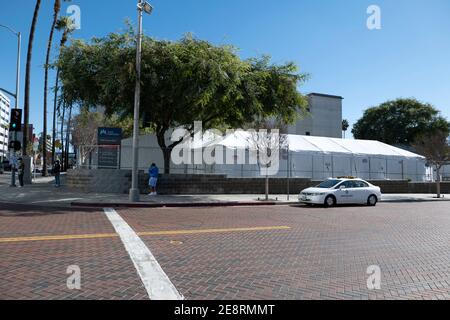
58,31 -> 308,173
352,98 -> 450,145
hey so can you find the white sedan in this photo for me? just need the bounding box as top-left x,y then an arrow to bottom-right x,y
299,178 -> 382,207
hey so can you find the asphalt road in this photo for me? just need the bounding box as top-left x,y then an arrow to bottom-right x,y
1,202 -> 450,300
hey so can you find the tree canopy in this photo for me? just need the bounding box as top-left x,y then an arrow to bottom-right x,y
352,98 -> 450,145
57,30 -> 308,172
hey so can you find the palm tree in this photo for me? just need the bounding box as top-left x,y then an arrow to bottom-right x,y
42,0 -> 63,177
52,16 -> 75,165
23,0 -> 42,157
342,119 -> 350,139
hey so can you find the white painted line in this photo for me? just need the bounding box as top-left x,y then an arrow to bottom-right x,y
103,208 -> 183,300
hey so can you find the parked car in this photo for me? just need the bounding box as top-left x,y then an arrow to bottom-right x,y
299,178 -> 382,207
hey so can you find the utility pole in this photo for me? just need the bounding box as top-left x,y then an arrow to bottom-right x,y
129,0 -> 153,202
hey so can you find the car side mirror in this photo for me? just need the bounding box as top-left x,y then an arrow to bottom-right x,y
339,185 -> 346,190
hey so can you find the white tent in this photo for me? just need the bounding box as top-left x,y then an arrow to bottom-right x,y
181,131 -> 428,181
121,131 -> 428,181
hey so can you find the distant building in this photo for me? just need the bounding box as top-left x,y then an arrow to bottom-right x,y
0,92 -> 11,160
287,93 -> 343,138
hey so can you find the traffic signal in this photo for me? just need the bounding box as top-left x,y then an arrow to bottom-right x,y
8,141 -> 21,151
9,109 -> 22,132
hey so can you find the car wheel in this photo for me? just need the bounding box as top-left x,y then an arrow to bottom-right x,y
367,195 -> 378,206
324,195 -> 336,208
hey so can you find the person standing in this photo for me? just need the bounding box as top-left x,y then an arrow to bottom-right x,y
18,158 -> 25,188
148,163 -> 159,196
53,160 -> 61,187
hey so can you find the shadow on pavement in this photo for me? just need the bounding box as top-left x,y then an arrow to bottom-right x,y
0,202 -> 100,217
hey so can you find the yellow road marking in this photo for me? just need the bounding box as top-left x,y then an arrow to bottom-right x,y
0,233 -> 118,243
0,226 -> 290,244
138,226 -> 291,237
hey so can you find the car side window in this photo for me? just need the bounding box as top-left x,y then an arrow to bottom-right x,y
336,181 -> 354,189
359,181 -> 369,188
346,181 -> 357,188
353,181 -> 369,188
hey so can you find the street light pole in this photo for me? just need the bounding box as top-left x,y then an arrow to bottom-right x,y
129,1 -> 153,202
0,24 -> 21,188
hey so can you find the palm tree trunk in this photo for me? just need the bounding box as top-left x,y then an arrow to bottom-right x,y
60,102 -> 66,171
64,104 -> 73,171
43,0 -> 61,177
51,68 -> 60,165
23,0 -> 42,156
53,30 -> 69,167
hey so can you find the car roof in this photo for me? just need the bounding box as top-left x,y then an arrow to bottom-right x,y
328,177 -> 367,182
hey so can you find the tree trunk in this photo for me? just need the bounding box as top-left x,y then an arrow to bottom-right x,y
23,0 -> 42,156
156,129 -> 186,175
64,104 -> 73,171
51,68 -> 60,165
42,0 -> 60,177
436,166 -> 441,198
163,148 -> 171,175
60,102 -> 66,171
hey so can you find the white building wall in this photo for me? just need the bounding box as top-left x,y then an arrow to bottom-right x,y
0,92 -> 11,160
288,93 -> 343,138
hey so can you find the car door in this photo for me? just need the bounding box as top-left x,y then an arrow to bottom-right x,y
356,181 -> 372,203
351,181 -> 367,203
334,181 -> 355,204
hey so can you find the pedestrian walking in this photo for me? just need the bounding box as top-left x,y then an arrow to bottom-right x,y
53,160 -> 61,187
18,158 -> 25,188
148,163 -> 159,196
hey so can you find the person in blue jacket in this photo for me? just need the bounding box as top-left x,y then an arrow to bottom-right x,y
148,163 -> 159,195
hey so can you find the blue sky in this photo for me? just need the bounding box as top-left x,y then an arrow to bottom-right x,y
1,0 -> 449,137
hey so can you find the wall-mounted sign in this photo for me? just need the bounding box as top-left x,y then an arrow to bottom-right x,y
98,127 -> 122,146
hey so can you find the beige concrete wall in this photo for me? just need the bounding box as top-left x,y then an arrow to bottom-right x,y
288,93 -> 343,138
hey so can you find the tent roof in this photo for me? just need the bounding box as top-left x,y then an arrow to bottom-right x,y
203,131 -> 425,159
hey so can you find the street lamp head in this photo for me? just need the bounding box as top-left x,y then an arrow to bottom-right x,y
138,1 -> 153,15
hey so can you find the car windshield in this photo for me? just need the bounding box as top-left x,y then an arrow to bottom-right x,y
316,179 -> 341,189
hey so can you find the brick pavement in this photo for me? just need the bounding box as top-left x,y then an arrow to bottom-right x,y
2,202 -> 450,300
119,202 -> 450,300
0,204 -> 148,300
